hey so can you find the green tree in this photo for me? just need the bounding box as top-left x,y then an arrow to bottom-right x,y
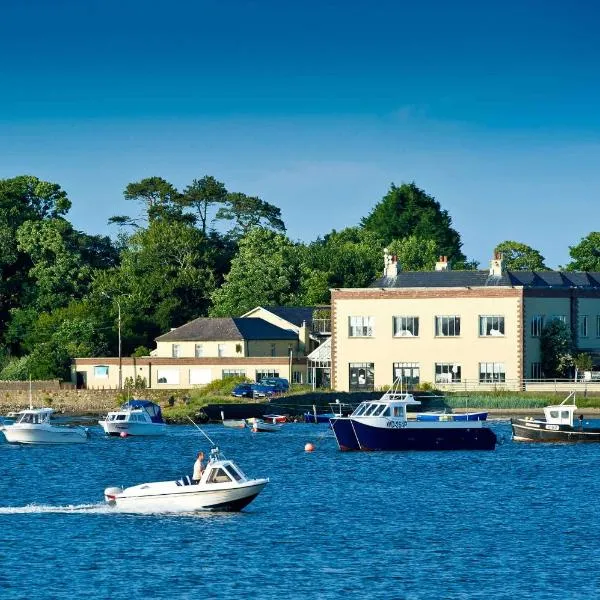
563,232 -> 600,271
361,182 -> 466,263
210,229 -> 302,316
574,352 -> 593,381
180,176 -> 228,234
494,241 -> 548,270
216,192 -> 286,237
540,319 -> 573,377
387,235 -> 439,271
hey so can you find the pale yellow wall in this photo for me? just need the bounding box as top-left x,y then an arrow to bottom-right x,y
247,340 -> 297,357
155,340 -> 245,358
333,293 -> 521,392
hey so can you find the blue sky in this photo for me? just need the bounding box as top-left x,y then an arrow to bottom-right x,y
1,0 -> 599,268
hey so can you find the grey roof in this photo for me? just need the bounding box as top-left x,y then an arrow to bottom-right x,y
156,317 -> 299,342
370,270 -> 600,289
262,306 -> 327,327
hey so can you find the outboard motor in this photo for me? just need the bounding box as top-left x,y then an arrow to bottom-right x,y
104,487 -> 123,506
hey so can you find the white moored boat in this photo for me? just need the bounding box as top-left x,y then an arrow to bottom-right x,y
99,399 -> 167,436
104,447 -> 268,512
0,408 -> 89,444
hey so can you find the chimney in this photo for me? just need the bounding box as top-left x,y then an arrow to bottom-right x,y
383,248 -> 399,278
435,255 -> 450,272
489,251 -> 503,277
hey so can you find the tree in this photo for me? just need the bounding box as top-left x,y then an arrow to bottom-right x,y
563,232 -> 600,271
387,235 -> 439,271
210,229 -> 302,316
494,241 -> 548,270
361,183 -> 466,264
573,352 -> 593,381
216,192 -> 286,237
180,176 -> 228,234
540,319 -> 573,378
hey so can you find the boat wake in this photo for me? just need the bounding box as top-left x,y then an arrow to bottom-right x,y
0,503 -> 111,515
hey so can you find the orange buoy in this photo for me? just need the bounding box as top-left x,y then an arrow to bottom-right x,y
120,432 -> 128,438
304,442 -> 315,452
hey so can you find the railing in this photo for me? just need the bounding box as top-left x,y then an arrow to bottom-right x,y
432,378 -> 600,393
311,319 -> 331,334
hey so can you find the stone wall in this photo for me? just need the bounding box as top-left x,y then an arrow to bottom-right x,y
0,389 -> 193,415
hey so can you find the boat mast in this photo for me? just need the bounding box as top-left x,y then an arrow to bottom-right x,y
29,375 -> 33,410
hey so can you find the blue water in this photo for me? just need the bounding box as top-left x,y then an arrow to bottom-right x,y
2,421 -> 600,600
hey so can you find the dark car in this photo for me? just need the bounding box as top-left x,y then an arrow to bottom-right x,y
231,384 -> 255,398
250,383 -> 276,398
260,377 -> 289,392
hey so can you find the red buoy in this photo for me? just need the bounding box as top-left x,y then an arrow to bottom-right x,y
120,431 -> 128,438
305,442 -> 315,452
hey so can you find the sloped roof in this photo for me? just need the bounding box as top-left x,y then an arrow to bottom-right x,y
261,306 -> 325,327
370,270 -> 600,289
156,317 -> 299,342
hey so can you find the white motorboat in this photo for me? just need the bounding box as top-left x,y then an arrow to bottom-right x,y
104,447 -> 268,512
221,410 -> 246,428
247,418 -> 282,432
0,408 -> 89,444
99,399 -> 167,436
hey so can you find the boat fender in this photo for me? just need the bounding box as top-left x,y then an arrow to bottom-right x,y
104,487 -> 123,505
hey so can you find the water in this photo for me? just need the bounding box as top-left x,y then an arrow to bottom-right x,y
2,421 -> 600,599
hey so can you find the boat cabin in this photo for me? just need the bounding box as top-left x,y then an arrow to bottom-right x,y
14,408 -> 53,425
543,392 -> 578,427
104,410 -> 153,424
351,392 -> 421,421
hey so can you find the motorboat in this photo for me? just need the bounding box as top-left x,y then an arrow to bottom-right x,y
104,446 -> 268,512
330,379 -> 496,451
221,411 -> 247,429
99,399 -> 167,436
0,408 -> 89,444
247,418 -> 282,432
511,392 -> 600,442
416,411 -> 488,422
262,414 -> 287,423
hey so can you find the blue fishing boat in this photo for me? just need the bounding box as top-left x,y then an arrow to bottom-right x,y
330,381 -> 496,451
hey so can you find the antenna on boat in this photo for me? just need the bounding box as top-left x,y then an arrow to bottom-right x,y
187,416 -> 216,446
28,375 -> 33,410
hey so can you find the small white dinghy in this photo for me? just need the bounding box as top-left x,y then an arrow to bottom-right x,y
1,408 -> 88,445
104,447 -> 268,512
247,418 -> 282,432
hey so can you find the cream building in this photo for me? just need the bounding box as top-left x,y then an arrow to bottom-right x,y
331,252 -> 600,392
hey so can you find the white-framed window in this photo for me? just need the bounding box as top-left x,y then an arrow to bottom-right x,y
349,363 -> 374,390
580,315 -> 589,338
479,362 -> 506,383
195,344 -> 203,358
157,369 -> 180,384
393,362 -> 420,386
393,316 -> 419,337
435,363 -> 461,383
435,316 -> 460,337
479,316 -> 505,337
348,316 -> 374,337
531,315 -> 544,337
189,369 -> 211,385
172,344 -> 181,358
531,362 -> 543,379
222,369 -> 245,378
94,365 -> 109,379
292,371 -> 303,384
218,344 -> 226,358
256,370 -> 279,382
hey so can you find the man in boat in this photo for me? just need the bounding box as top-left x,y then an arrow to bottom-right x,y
192,451 -> 204,484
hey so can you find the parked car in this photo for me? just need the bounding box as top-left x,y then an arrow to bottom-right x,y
231,384 -> 255,398
260,377 -> 289,392
250,383 -> 276,398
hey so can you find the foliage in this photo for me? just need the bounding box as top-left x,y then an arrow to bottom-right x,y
361,183 -> 466,264
494,241 -> 548,270
574,352 -> 593,380
387,235 -> 439,271
210,229 -> 303,316
216,192 -> 286,237
540,319 -> 574,377
180,176 -> 228,233
563,232 -> 600,271
131,346 -> 151,358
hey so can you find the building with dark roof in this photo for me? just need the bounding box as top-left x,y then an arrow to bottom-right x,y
330,251 -> 600,392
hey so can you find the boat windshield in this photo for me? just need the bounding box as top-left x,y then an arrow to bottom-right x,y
352,403 -> 368,416
363,403 -> 380,416
224,464 -> 243,482
16,412 -> 49,425
372,405 -> 388,416
207,468 -> 232,484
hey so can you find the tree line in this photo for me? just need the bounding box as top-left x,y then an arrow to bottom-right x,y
1,174 -> 598,381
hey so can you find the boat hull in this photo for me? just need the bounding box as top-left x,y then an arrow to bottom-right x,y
331,418 -> 496,451
108,480 -> 268,512
512,419 -> 600,442
416,412 -> 488,422
1,425 -> 88,444
99,421 -> 167,436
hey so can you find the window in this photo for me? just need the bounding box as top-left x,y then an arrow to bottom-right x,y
531,315 -> 544,337
580,315 -> 588,338
531,362 -> 543,379
256,370 -> 279,382
479,362 -> 506,383
224,465 -> 243,482
189,369 -> 211,385
270,343 -> 276,357
393,316 -> 419,337
550,315 -> 567,324
207,468 -> 232,484
94,366 -> 109,379
435,316 -> 460,337
218,344 -> 226,358
479,316 -> 505,337
195,344 -> 203,358
435,363 -> 461,383
292,371 -> 303,384
597,316 -> 600,338
393,362 -> 420,386
348,316 -> 374,337
222,369 -> 246,378
157,369 -> 180,384
349,363 -> 374,391
172,344 -> 181,358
